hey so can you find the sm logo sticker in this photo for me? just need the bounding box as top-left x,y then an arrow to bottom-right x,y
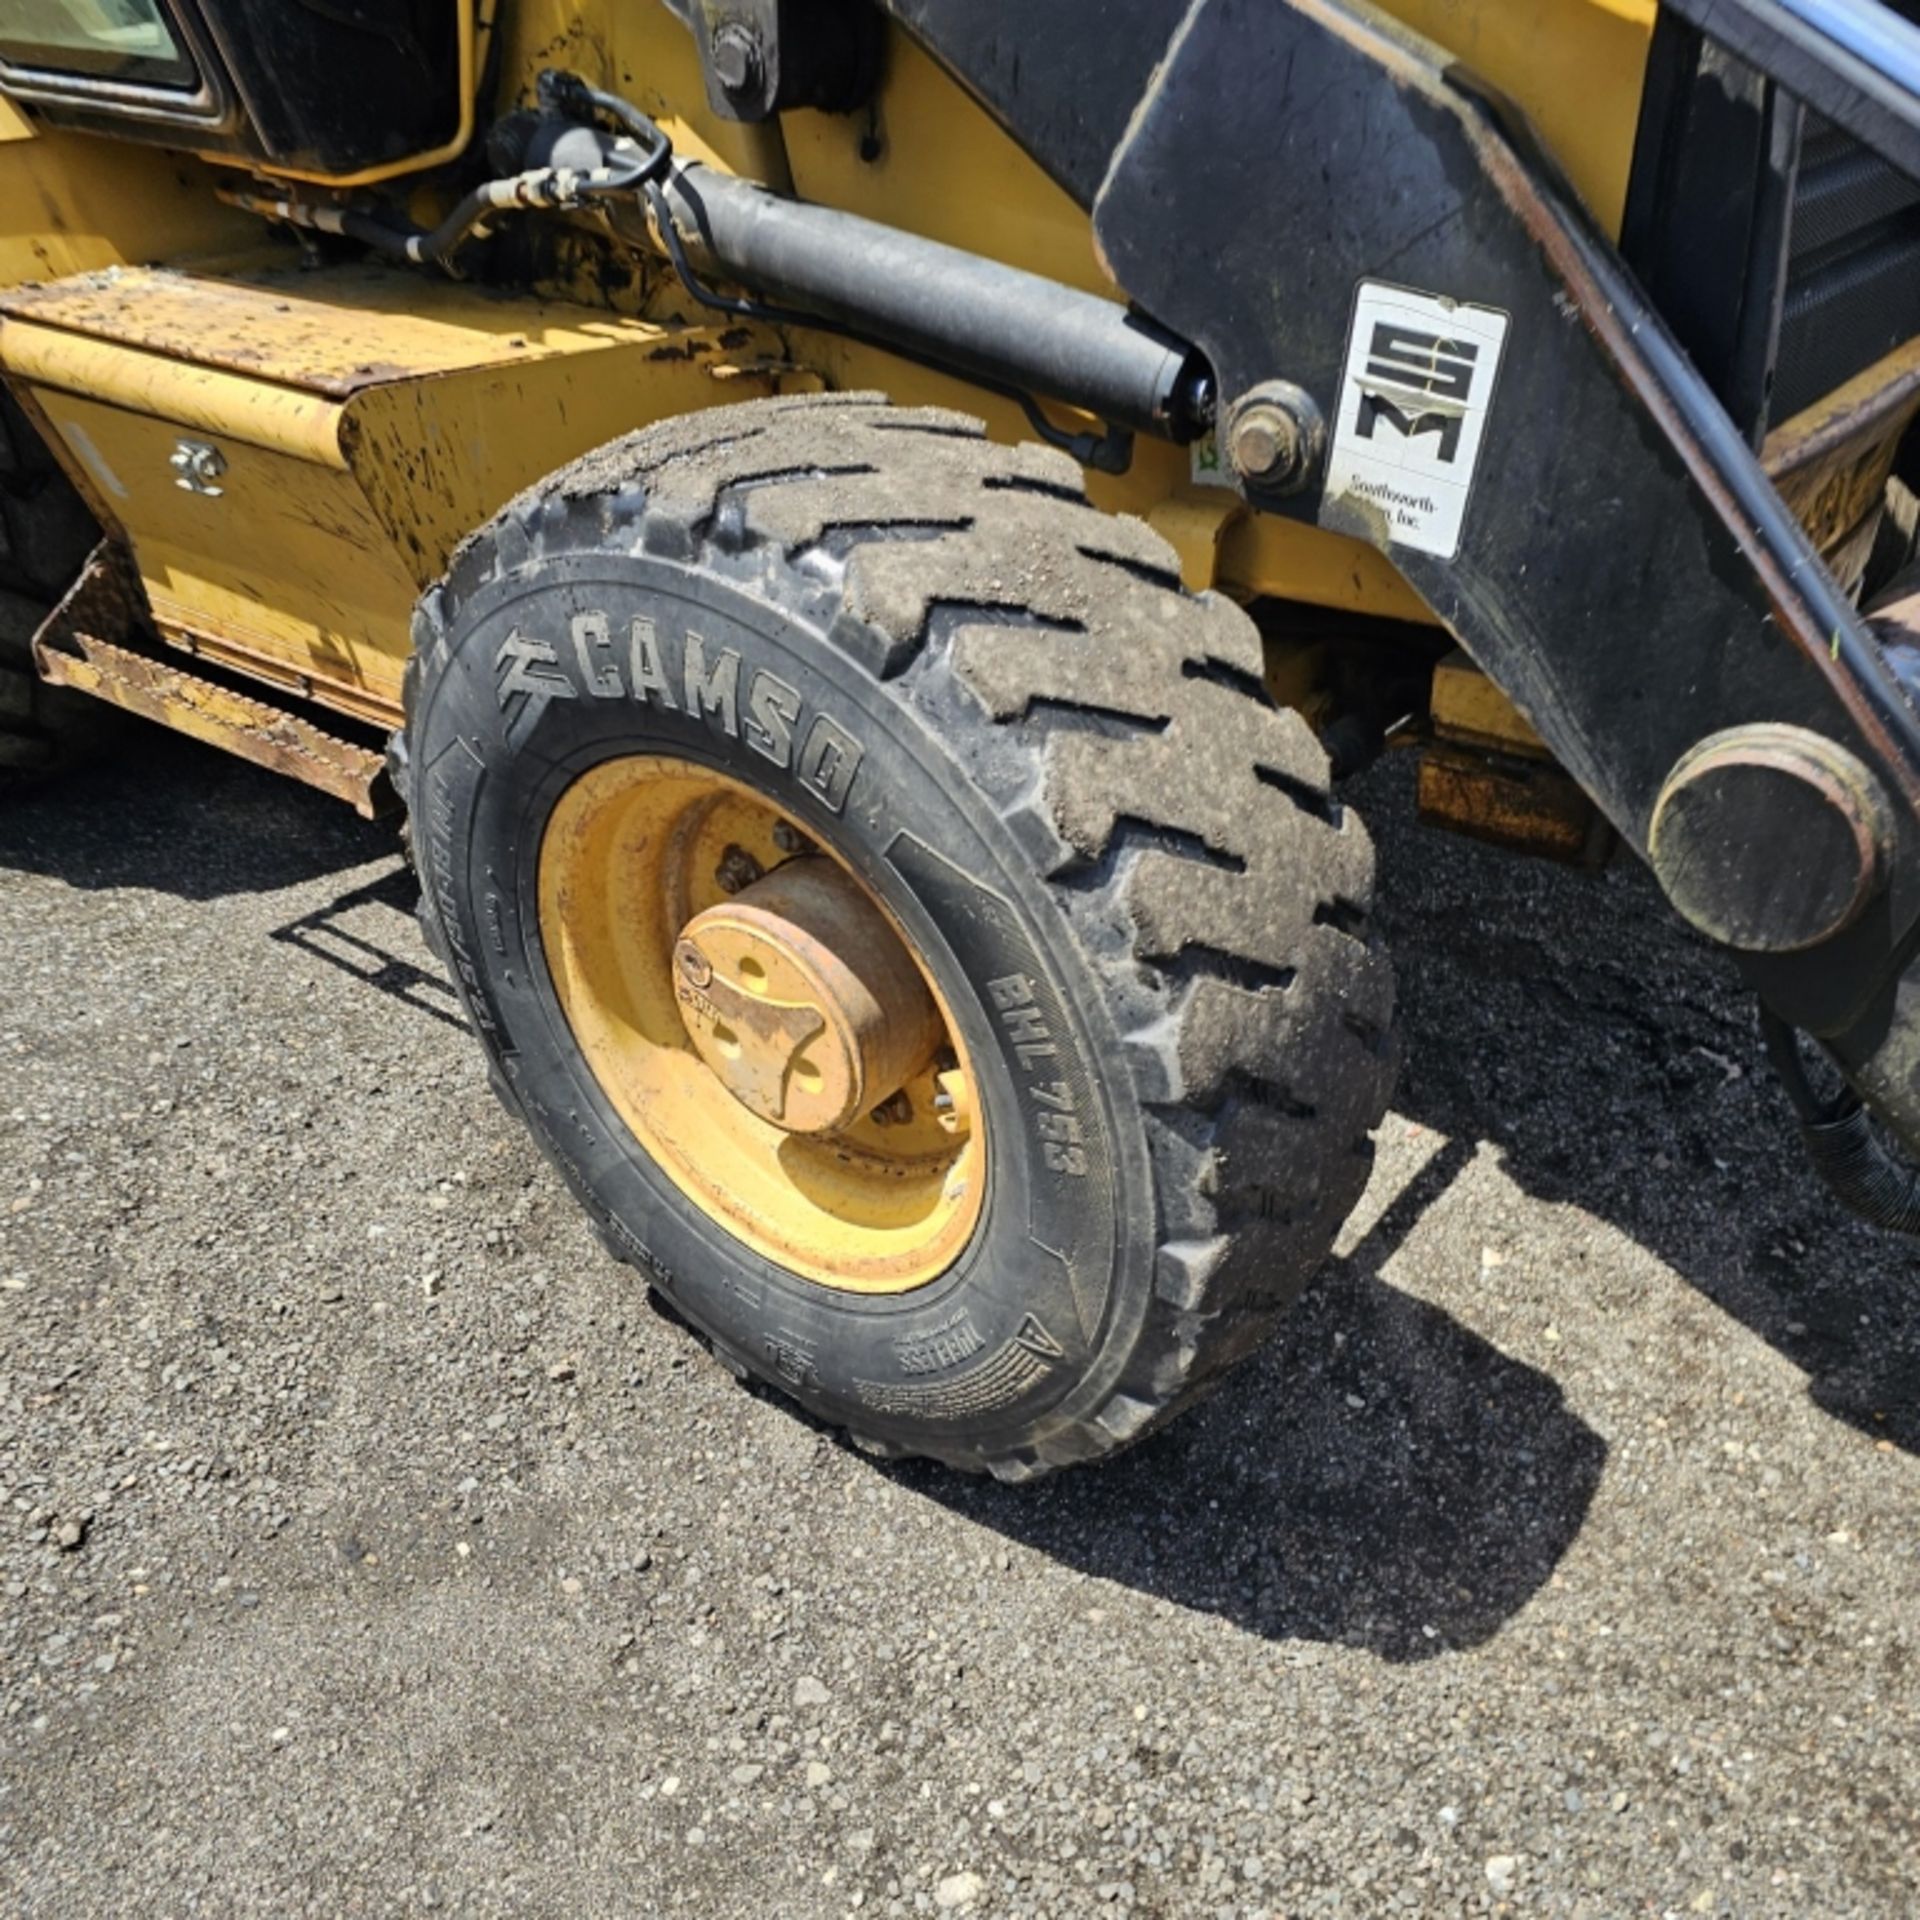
1323,282 -> 1509,560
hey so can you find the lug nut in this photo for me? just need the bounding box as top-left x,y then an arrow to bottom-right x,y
715,844 -> 765,895
870,1089 -> 913,1127
932,1066 -> 970,1136
771,820 -> 813,856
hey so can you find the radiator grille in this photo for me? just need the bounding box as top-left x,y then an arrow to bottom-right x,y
1775,114 -> 1920,420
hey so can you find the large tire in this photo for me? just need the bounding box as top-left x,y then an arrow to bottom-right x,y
0,389 -> 106,788
404,394 -> 1397,1477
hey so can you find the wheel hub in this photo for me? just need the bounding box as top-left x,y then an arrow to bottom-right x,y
538,756 -> 983,1291
673,857 -> 943,1135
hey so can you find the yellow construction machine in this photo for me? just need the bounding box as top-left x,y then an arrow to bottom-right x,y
6,0 -> 1920,1474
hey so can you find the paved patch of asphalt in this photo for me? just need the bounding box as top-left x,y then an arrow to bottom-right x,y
1,728 -> 1916,1918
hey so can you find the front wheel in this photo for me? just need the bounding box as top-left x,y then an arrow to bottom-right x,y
404,395 -> 1397,1477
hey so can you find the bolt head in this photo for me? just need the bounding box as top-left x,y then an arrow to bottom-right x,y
1229,407 -> 1293,480
715,844 -> 765,896
711,23 -> 763,97
1223,383 -> 1325,493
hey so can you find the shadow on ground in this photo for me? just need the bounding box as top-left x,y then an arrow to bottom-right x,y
1351,755 -> 1920,1458
895,1131 -> 1606,1661
898,757 -> 1919,1651
0,727 -> 393,898
268,863 -> 468,1032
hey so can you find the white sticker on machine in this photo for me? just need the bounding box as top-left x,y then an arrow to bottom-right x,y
1322,281 -> 1510,561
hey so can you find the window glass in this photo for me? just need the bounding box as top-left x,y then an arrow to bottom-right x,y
0,1 -> 194,88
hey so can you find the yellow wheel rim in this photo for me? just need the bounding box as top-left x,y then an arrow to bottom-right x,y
538,756 -> 986,1292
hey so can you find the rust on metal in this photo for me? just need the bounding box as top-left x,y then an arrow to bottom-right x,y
158,625 -> 404,731
1417,744 -> 1613,866
1762,339 -> 1920,589
674,857 -> 943,1135
1419,647 -> 1607,861
33,546 -> 391,816
26,536 -> 140,654
1763,337 -> 1920,492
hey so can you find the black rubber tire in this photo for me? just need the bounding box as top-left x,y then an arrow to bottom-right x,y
0,389 -> 106,789
403,393 -> 1398,1478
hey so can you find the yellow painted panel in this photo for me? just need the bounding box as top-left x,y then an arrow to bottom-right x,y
1220,509 -> 1435,623
345,341 -> 774,584
33,388 -> 420,707
783,35 -> 1108,295
1,261 -> 681,390
12,265 -> 781,718
1,322 -> 348,465
0,122 -> 254,290
1371,0 -> 1656,230
1431,648 -> 1548,752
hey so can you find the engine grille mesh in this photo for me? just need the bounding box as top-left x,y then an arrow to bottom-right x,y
1776,115 -> 1920,420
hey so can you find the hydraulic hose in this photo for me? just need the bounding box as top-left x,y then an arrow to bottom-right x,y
637,158 -> 1207,443
216,74 -> 671,271
220,155 -> 652,267
1762,1009 -> 1920,1233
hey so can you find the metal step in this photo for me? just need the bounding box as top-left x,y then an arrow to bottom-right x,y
31,545 -> 392,816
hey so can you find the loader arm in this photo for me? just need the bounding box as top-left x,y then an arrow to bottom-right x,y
879,0 -> 1920,1153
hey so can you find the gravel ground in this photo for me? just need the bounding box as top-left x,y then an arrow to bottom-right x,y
1,730 -> 1917,1918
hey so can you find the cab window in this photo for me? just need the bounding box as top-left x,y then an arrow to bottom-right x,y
0,0 -> 194,88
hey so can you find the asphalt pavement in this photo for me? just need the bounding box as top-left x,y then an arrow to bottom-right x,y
1,728 -> 1916,1916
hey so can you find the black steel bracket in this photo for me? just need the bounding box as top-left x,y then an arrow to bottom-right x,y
682,0 -> 883,123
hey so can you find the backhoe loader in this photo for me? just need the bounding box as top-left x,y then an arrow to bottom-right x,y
5,0 -> 1920,1477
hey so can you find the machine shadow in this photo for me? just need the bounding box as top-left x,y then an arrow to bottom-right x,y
267,865 -> 467,1033
1,729 -> 462,1027
899,755 -> 1920,1646
0,727 -> 394,899
1353,755 -> 1920,1457
893,1133 -> 1607,1660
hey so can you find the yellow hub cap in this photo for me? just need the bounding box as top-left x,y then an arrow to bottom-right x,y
674,859 -> 945,1136
538,756 -> 985,1292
